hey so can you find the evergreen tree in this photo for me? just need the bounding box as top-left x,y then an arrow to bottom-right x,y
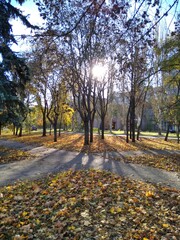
0,0 -> 37,134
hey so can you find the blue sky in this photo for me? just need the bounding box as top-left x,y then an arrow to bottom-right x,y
11,0 -> 43,51
12,0 -> 42,34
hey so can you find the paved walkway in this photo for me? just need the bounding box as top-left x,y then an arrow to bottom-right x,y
0,139 -> 179,189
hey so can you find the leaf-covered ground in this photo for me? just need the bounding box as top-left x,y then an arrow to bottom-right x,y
114,154 -> 180,173
0,146 -> 31,164
2,133 -> 180,152
0,169 -> 179,240
0,133 -> 179,172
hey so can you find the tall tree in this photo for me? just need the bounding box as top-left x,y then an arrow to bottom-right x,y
29,37 -> 54,137
95,62 -> 115,139
0,0 -> 37,134
160,26 -> 180,142
35,0 -> 179,144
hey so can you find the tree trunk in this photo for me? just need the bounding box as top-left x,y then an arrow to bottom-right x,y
90,120 -> 93,143
84,120 -> 89,145
101,117 -> 105,140
90,111 -> 96,143
137,93 -> 147,140
13,124 -> 15,135
126,106 -> 130,143
109,117 -> 112,133
177,123 -> 180,144
130,118 -> 132,140
137,114 -> 144,141
15,126 -> 19,136
137,125 -> 140,141
53,119 -> 58,142
130,96 -> 136,142
158,123 -> 162,135
164,123 -> 170,141
18,126 -> 22,137
58,121 -> 62,137
49,124 -> 52,135
42,111 -> 46,137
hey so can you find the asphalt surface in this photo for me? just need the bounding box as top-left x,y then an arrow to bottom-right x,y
0,139 -> 179,189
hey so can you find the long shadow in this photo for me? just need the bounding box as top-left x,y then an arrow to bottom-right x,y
136,138 -> 180,153
0,148 -> 61,186
123,162 -> 180,189
103,138 -> 119,152
0,139 -> 40,151
136,148 -> 180,156
103,157 -> 125,177
57,134 -> 84,151
1,138 -> 179,189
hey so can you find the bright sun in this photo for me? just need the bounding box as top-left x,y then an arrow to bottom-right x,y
92,64 -> 107,79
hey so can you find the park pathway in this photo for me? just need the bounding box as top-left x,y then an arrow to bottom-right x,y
0,139 -> 179,189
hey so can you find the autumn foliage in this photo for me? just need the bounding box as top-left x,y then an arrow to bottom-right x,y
0,170 -> 179,239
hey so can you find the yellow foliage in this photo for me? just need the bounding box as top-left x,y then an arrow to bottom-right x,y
109,206 -> 122,214
68,225 -> 76,231
22,211 -> 28,217
162,223 -> 169,228
145,191 -> 155,197
36,219 -> 40,225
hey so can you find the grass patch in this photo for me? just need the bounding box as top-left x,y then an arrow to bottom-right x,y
0,169 -> 179,240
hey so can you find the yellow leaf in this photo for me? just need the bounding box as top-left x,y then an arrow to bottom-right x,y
116,207 -> 122,213
68,225 -> 75,231
0,206 -> 7,212
20,221 -> 25,226
109,207 -> 121,214
145,191 -> 154,197
36,219 -> 40,225
6,186 -> 12,191
98,181 -> 103,187
69,197 -> 76,205
109,207 -> 115,214
22,211 -> 28,217
162,223 -> 169,228
143,238 -> 149,240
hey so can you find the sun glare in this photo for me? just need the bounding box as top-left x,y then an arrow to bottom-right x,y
92,64 -> 107,79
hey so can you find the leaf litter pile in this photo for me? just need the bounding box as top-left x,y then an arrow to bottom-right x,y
117,154 -> 180,172
0,146 -> 31,164
0,170 -> 179,240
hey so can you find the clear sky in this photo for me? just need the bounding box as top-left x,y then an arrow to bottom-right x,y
11,0 -> 44,51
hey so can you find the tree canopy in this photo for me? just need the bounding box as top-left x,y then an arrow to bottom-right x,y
0,0 -> 37,133
1,0 -> 179,143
